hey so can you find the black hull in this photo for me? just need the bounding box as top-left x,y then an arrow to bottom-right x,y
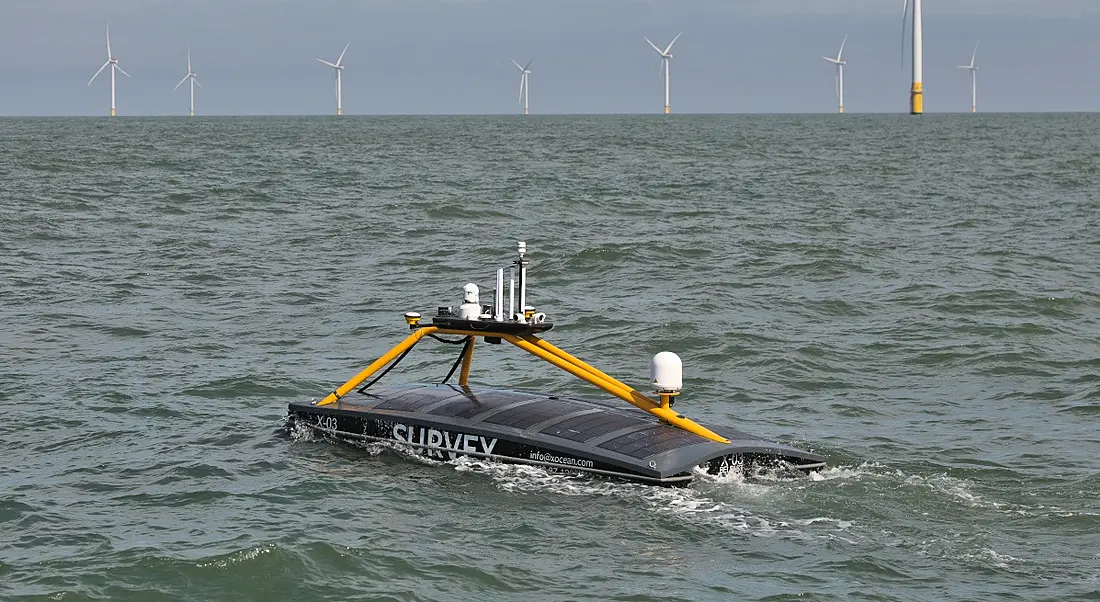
287,384 -> 824,486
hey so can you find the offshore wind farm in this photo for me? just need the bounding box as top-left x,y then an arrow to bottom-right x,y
0,5 -> 1096,115
32,5 -> 1050,117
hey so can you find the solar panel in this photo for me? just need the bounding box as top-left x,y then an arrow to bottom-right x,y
540,410 -> 651,443
483,399 -> 587,430
597,425 -> 706,459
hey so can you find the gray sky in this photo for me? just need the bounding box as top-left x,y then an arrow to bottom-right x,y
1,0 -> 1098,115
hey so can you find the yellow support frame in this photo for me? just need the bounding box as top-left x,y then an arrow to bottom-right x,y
459,337 -> 475,386
315,325 -> 730,444
316,326 -> 439,405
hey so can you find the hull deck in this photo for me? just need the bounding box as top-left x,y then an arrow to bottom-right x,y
288,384 -> 824,485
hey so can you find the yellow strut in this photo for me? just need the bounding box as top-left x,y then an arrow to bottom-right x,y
459,337 -> 475,386
317,325 -> 730,443
501,334 -> 729,443
316,326 -> 438,406
520,335 -> 626,390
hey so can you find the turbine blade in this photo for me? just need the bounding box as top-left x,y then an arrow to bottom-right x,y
901,0 -> 909,67
644,37 -> 662,54
317,59 -> 338,68
523,55 -> 534,71
511,59 -> 523,71
971,41 -> 979,67
663,32 -> 682,55
106,22 -> 112,58
115,64 -> 131,78
838,34 -> 848,61
88,61 -> 109,86
518,75 -> 524,102
336,42 -> 350,66
187,47 -> 192,73
194,78 -> 203,89
824,57 -> 839,64
174,74 -> 189,90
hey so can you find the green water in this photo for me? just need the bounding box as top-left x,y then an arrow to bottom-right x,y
2,114 -> 1099,601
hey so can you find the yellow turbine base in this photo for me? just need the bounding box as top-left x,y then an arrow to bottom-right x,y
972,106 -> 976,113
664,105 -> 670,114
524,108 -> 528,115
110,108 -> 116,117
337,108 -> 342,116
190,110 -> 195,117
839,106 -> 844,114
910,81 -> 923,115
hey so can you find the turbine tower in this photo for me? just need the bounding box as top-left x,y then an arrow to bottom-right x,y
87,23 -> 130,117
645,32 -> 682,114
173,48 -> 202,117
511,57 -> 533,115
957,42 -> 979,113
317,42 -> 350,116
823,35 -> 848,113
902,0 -> 923,115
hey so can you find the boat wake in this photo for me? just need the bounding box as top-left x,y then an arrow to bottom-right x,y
447,455 -> 857,542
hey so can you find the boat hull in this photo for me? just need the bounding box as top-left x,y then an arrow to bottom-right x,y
287,384 -> 824,486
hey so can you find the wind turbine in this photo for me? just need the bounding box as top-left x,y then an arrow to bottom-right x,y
823,35 -> 848,113
173,48 -> 202,117
317,42 -> 350,116
645,32 -> 682,114
511,57 -> 533,115
957,42 -> 979,113
901,0 -> 923,114
87,22 -> 130,117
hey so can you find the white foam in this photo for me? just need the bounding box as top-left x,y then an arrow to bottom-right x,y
959,547 -> 1023,570
195,543 -> 275,569
445,456 -> 854,541
807,463 -> 885,481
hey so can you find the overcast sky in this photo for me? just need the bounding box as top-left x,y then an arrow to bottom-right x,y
0,0 -> 1098,115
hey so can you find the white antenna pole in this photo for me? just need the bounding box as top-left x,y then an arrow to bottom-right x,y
495,268 -> 504,321
509,267 -> 516,320
519,264 -> 527,318
517,241 -> 528,319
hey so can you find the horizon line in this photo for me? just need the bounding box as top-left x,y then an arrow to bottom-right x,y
2,110 -> 1099,118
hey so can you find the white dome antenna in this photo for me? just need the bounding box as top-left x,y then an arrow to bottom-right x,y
463,283 -> 480,304
651,351 -> 683,409
457,283 -> 481,319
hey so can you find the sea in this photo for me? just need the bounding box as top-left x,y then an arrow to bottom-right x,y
1,114 -> 1098,601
